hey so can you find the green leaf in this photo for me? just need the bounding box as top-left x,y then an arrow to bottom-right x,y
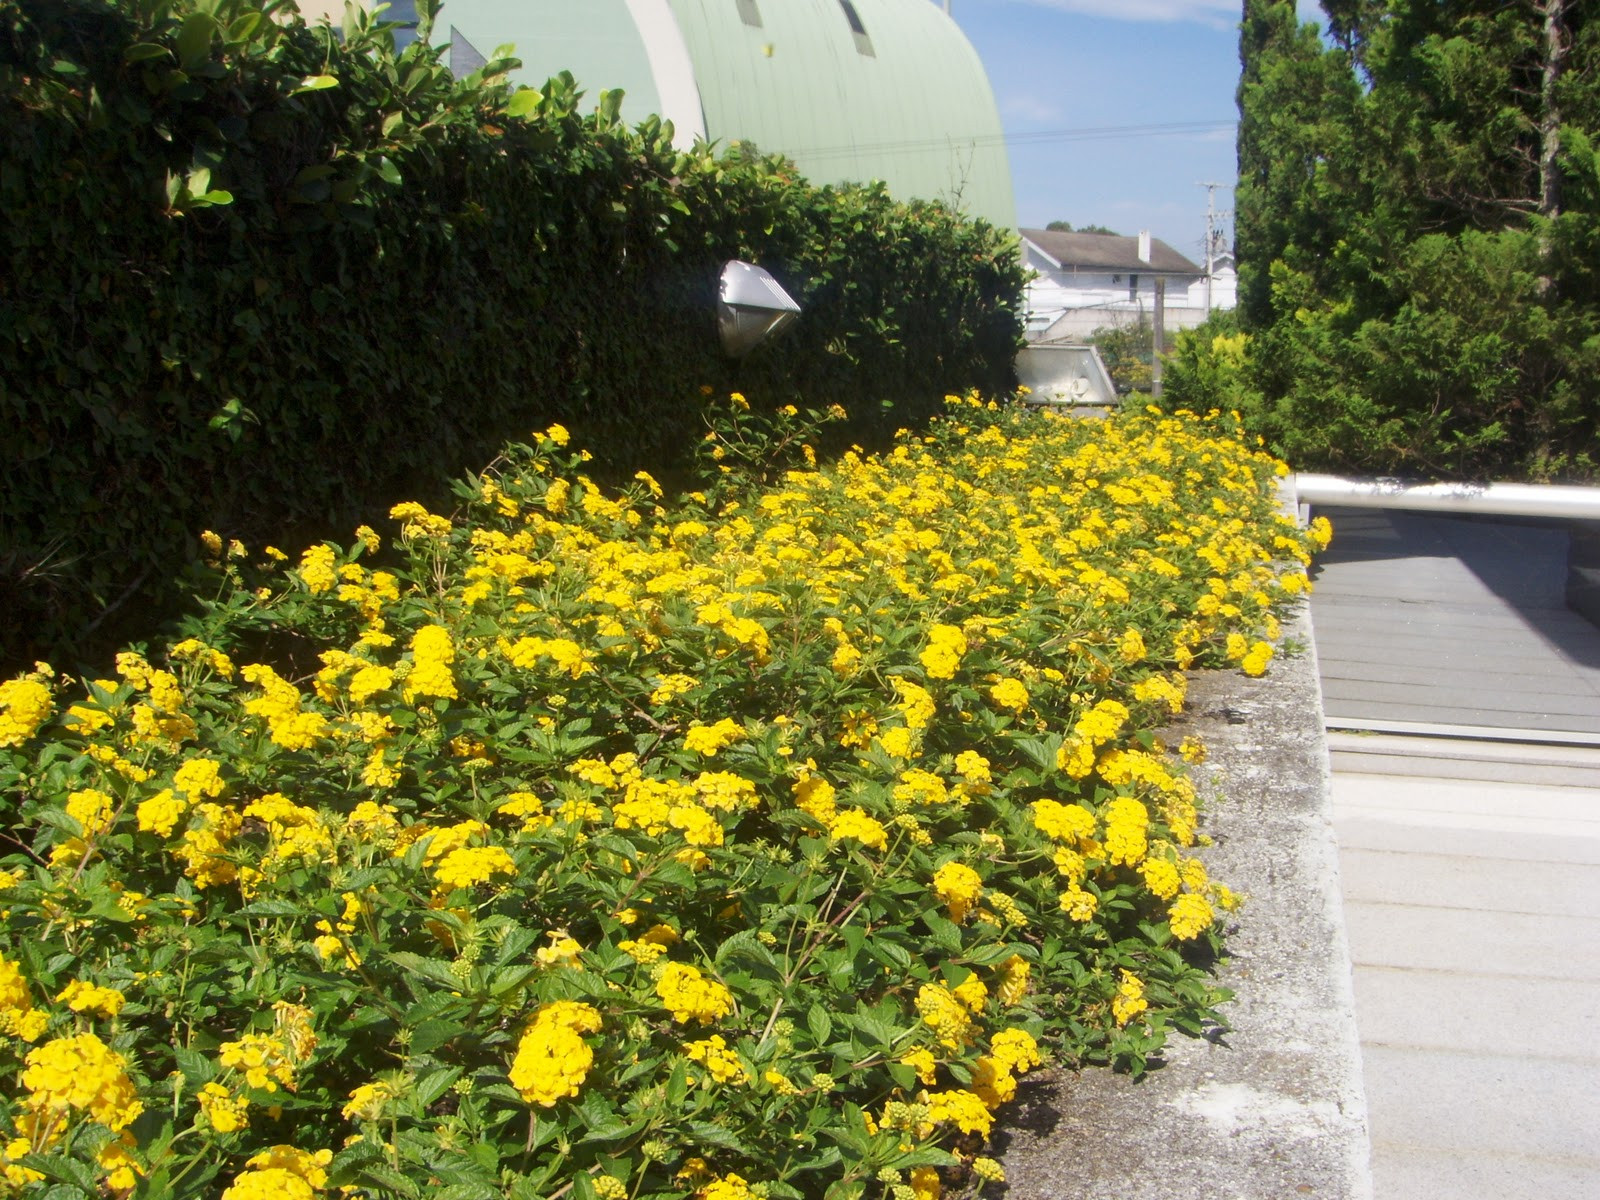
579,1117 -> 644,1145
17,1151 -> 98,1194
353,1165 -> 423,1198
962,941 -> 1021,967
923,913 -> 963,952
233,898 -> 303,918
85,893 -> 135,924
408,1019 -> 460,1054
388,952 -> 463,990
806,1003 -> 832,1047
664,1058 -> 689,1107
505,88 -> 542,118
716,928 -> 780,976
293,74 -> 341,95
492,925 -> 541,966
175,13 -> 218,68
226,13 -> 263,43
414,1066 -> 463,1107
687,1121 -> 755,1157
173,1045 -> 217,1085
868,939 -> 912,971
124,43 -> 170,63
887,1146 -> 959,1169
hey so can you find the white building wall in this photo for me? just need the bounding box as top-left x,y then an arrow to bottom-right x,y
1025,254 -> 1236,343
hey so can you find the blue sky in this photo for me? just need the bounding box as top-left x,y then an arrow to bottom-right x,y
947,0 -> 1324,260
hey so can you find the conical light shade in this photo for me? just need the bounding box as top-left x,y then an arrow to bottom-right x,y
717,260 -> 801,358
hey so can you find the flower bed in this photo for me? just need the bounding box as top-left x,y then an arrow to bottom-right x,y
0,397 -> 1328,1200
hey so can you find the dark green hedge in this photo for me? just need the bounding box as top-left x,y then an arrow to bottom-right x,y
0,0 -> 1025,673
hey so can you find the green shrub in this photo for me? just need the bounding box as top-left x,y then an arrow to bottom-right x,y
1157,311 -> 1256,417
0,0 -> 1025,674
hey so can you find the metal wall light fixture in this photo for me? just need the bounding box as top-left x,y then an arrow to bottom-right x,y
716,260 -> 801,358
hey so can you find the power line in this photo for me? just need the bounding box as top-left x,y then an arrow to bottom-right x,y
788,118 -> 1237,163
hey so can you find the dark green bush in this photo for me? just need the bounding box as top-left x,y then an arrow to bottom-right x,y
0,0 -> 1025,673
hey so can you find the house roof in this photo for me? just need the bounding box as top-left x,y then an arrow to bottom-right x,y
1021,228 -> 1203,276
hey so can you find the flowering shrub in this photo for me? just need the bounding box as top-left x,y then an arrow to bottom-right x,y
1,0 -> 1024,674
0,396 -> 1327,1199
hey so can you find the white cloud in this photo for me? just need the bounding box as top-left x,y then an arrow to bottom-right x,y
992,0 -> 1328,31
1001,92 -> 1066,122
994,0 -> 1241,28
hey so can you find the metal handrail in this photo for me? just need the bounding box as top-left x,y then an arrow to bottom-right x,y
1290,474 -> 1600,521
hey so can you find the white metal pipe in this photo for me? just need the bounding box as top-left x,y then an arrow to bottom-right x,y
1292,473 -> 1600,521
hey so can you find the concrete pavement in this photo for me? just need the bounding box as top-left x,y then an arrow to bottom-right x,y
1313,507 -> 1600,1199
1331,761 -> 1600,1199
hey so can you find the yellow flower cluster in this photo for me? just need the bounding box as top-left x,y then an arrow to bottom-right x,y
700,1173 -> 758,1200
169,637 -> 236,679
199,1082 -> 250,1132
1112,970 -> 1149,1026
175,802 -> 243,888
20,1033 -> 144,1132
683,1034 -> 748,1085
827,807 -> 888,850
432,845 -> 516,891
1103,797 -> 1150,866
0,675 -> 53,747
508,1001 -> 602,1107
298,544 -> 337,594
403,624 -> 458,704
931,861 -> 983,923
341,1079 -> 397,1122
220,1145 -> 333,1200
1140,856 -> 1182,900
618,935 -> 671,965
926,1088 -> 992,1137
55,980 -> 125,1019
0,957 -> 46,1042
914,983 -> 973,1050
683,718 -> 745,756
995,956 -> 1030,1008
655,962 -> 735,1025
988,676 -> 1029,713
219,1031 -> 300,1093
891,679 -> 936,729
500,635 -> 594,678
240,664 -> 327,751
1169,892 -> 1216,940
64,786 -> 113,835
244,792 -> 334,879
1057,699 -> 1130,780
919,623 -> 968,680
389,500 -> 452,540
1030,799 -> 1096,844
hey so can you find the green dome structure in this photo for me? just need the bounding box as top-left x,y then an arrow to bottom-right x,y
415,0 -> 1016,229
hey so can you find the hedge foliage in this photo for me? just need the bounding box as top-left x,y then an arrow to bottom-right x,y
0,0 -> 1026,674
0,395 -> 1325,1200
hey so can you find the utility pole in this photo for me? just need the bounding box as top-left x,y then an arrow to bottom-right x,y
1198,181 -> 1232,313
1152,277 -> 1165,400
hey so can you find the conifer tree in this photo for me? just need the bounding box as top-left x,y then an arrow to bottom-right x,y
1223,0 -> 1599,479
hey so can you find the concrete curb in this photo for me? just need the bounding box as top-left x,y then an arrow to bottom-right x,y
993,598 -> 1373,1199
